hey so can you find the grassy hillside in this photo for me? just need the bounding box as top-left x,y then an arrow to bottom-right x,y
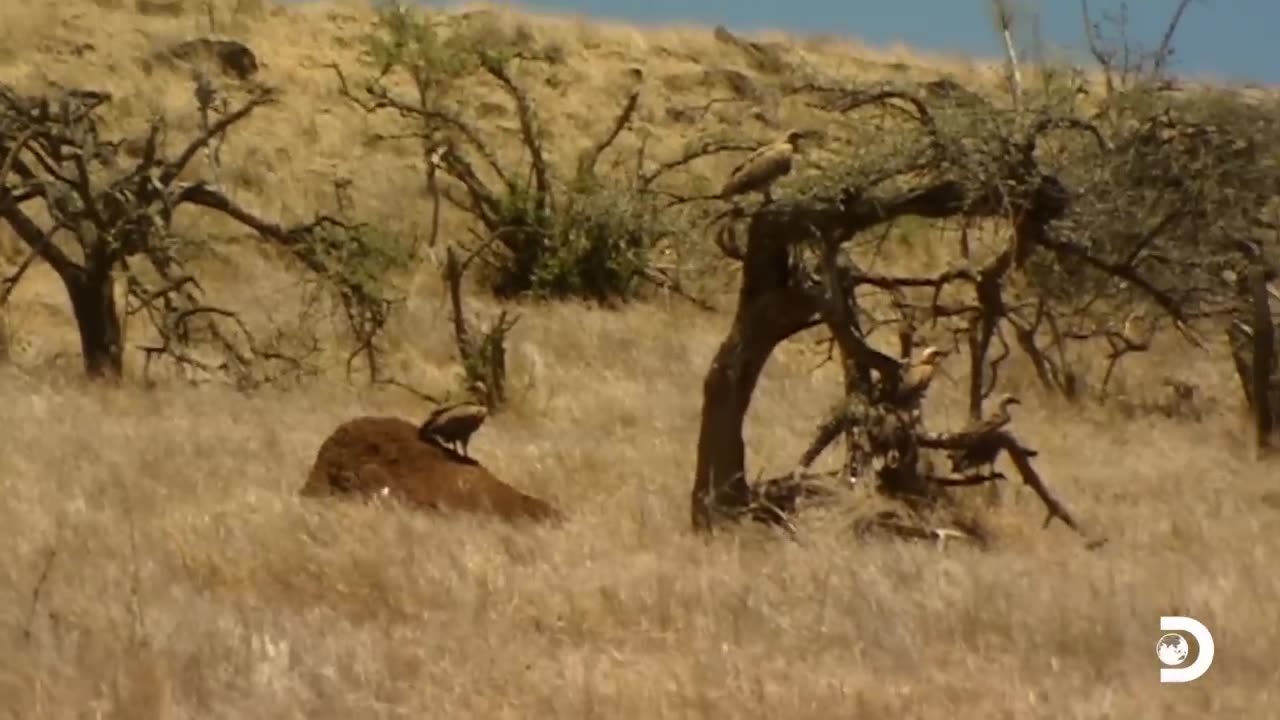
1,0 -> 987,370
2,1 -> 1278,717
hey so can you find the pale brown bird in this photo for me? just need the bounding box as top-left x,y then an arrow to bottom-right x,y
948,393 -> 1022,476
719,129 -> 805,203
891,345 -> 947,408
418,383 -> 489,458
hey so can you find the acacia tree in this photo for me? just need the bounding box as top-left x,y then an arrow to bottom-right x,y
0,81 -> 401,382
689,66 -> 1280,538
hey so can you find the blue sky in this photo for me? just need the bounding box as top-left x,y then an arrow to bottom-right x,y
436,0 -> 1275,85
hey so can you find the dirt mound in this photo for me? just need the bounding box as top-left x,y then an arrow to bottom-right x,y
301,416 -> 564,525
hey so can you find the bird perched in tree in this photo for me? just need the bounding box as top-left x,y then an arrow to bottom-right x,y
891,345 -> 948,409
418,382 -> 489,459
948,393 -> 1022,477
719,128 -> 806,203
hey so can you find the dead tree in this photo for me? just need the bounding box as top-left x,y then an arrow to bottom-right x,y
0,82 -> 395,382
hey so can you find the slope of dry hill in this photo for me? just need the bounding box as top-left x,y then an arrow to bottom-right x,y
0,0 -> 1018,325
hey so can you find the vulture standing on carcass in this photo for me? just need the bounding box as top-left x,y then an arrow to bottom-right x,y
948,393 -> 1022,477
891,346 -> 948,409
719,129 -> 805,203
418,383 -> 490,458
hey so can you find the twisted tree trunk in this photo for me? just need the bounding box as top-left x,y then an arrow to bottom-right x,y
691,220 -> 818,531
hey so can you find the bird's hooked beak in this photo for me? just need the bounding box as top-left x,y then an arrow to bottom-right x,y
920,346 -> 949,364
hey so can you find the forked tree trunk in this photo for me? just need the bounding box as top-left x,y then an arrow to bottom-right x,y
61,266 -> 124,379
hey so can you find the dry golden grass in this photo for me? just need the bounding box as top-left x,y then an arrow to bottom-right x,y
4,321 -> 1280,717
3,1 -> 1280,717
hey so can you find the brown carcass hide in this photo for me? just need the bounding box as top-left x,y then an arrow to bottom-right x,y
301,416 -> 564,525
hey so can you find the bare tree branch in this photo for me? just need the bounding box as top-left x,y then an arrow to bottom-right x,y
576,84 -> 641,184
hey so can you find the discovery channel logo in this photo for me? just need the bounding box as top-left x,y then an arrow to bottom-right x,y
1157,616 -> 1215,683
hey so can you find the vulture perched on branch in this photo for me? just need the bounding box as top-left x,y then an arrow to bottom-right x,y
719,128 -> 805,203
948,393 -> 1022,476
891,345 -> 948,409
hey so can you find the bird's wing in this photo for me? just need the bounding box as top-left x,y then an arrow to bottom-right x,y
948,445 -> 984,470
721,144 -> 792,196
423,402 -> 461,427
983,405 -> 1017,431
901,363 -> 933,391
727,142 -> 775,178
960,415 -> 1003,436
948,421 -> 1001,466
441,404 -> 487,426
